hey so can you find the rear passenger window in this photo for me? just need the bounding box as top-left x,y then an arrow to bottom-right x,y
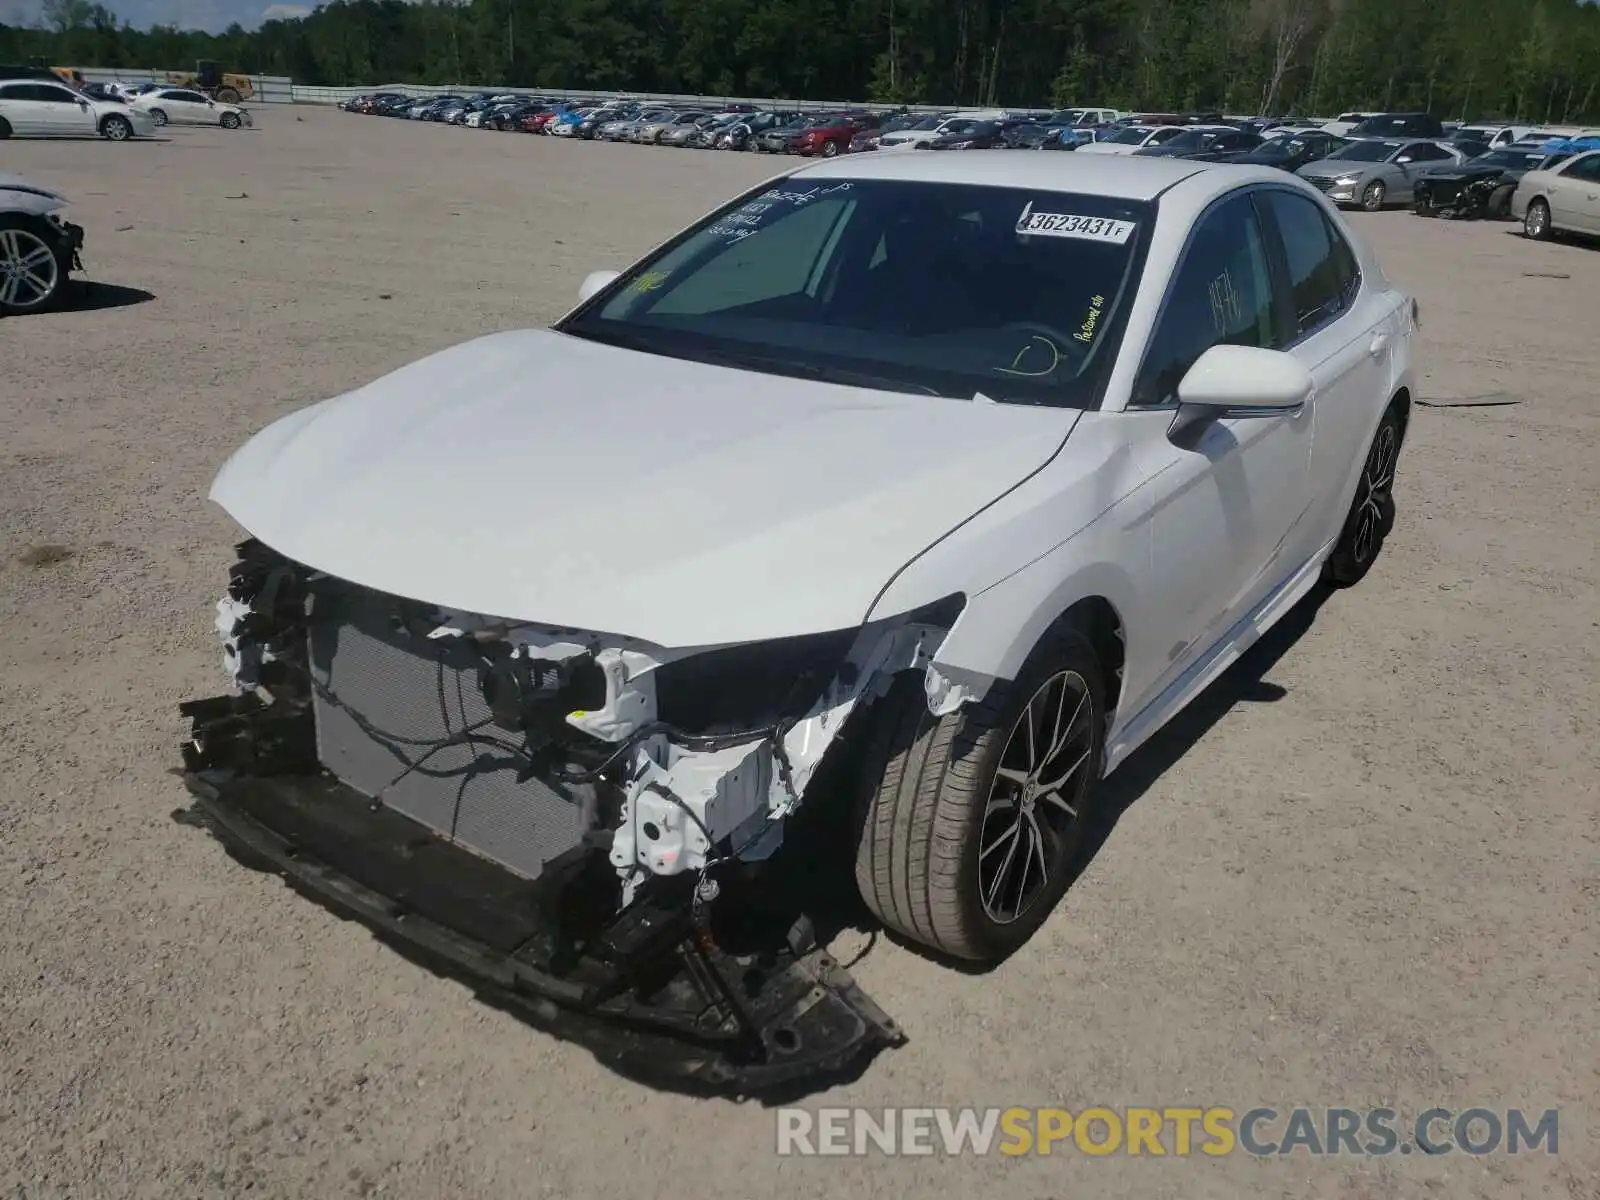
1260,191 -> 1346,338
1132,193 -> 1281,406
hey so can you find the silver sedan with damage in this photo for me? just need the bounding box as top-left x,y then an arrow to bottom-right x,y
1297,138 -> 1471,210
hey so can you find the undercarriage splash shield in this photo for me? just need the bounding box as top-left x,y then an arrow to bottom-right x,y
176,767 -> 904,1097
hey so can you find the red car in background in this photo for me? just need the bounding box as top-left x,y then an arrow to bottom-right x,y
517,107 -> 561,134
791,114 -> 880,157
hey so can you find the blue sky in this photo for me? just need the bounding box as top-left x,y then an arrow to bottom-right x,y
0,0 -> 312,30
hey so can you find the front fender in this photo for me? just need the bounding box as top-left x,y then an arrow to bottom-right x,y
865,411 -> 1146,702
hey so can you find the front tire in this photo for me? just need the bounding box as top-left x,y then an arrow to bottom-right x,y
101,114 -> 133,141
0,214 -> 68,315
220,112 -> 241,130
1487,183 -> 1515,220
853,625 -> 1105,962
821,139 -> 840,157
1324,404 -> 1403,586
1524,198 -> 1552,240
1361,180 -> 1386,212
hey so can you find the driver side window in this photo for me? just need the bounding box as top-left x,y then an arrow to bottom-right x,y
1131,192 -> 1281,407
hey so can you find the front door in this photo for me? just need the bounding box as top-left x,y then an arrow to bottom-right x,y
35,84 -> 97,136
1119,190 -> 1314,708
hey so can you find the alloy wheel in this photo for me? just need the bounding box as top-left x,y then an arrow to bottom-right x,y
0,227 -> 60,311
978,670 -> 1095,924
1351,423 -> 1397,565
1525,201 -> 1549,239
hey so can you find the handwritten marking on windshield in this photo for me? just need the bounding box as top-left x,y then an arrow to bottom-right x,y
1075,295 -> 1106,343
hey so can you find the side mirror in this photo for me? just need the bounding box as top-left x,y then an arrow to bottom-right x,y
577,269 -> 621,303
1175,344 -> 1313,412
1396,155 -> 1412,164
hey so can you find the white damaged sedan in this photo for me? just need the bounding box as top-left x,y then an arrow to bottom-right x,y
181,151 -> 1416,1088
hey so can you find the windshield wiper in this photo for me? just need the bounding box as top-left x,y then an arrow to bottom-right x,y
695,349 -> 946,397
560,327 -> 945,396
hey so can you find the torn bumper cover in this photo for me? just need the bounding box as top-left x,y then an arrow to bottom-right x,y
175,539 -> 965,1090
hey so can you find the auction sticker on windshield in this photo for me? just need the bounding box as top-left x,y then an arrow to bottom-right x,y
1016,203 -> 1137,243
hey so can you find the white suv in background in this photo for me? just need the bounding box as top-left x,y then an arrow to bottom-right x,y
0,78 -> 156,141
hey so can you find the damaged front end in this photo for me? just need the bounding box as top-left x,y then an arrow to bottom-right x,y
179,540 -> 965,1092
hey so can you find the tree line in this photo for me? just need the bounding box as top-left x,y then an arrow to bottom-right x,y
5,0 -> 1600,124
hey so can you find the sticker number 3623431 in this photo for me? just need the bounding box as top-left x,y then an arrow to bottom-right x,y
1015,202 -> 1137,243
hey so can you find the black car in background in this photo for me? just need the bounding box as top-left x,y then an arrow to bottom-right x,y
1134,126 -> 1262,158
1350,111 -> 1445,138
1004,122 -> 1059,149
1198,130 -> 1349,171
1413,145 -> 1572,218
922,119 -> 1017,150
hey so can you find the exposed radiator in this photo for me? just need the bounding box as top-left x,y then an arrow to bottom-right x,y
307,589 -> 585,880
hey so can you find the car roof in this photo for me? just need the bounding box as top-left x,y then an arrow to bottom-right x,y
791,149 -> 1227,201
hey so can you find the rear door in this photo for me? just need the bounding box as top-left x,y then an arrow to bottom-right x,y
1255,188 -> 1396,553
0,82 -> 43,135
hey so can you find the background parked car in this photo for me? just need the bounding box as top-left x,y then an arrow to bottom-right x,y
871,112 -> 954,151
129,86 -> 250,129
1413,145 -> 1573,218
1133,125 -> 1261,158
0,171 -> 85,314
921,118 -> 1017,150
1348,112 -> 1445,138
1512,149 -> 1600,240
755,114 -> 826,152
1077,124 -> 1187,154
1297,137 -> 1467,210
0,77 -> 154,140
791,114 -> 873,156
1200,130 -> 1349,171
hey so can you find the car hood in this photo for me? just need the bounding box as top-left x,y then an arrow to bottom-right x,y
210,329 -> 1076,648
1298,159 -> 1374,177
0,174 -> 68,216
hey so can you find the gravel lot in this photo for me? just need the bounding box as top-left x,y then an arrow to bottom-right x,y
1,108 -> 1595,1199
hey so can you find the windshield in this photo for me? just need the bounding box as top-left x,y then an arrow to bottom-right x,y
1330,139 -> 1402,162
1475,150 -> 1535,169
1109,127 -> 1153,145
559,180 -> 1149,407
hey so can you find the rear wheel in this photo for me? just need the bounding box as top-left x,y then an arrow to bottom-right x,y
0,215 -> 68,316
214,87 -> 242,104
853,625 -> 1106,962
0,117 -> 11,139
100,114 -> 133,141
1324,404 -> 1403,586
148,107 -> 168,126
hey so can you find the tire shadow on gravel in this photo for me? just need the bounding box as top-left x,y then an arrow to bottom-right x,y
70,281 -> 157,311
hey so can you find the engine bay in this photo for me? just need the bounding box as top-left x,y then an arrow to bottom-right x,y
178,538 -> 965,1091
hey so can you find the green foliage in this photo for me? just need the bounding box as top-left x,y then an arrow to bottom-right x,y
3,0 -> 1599,122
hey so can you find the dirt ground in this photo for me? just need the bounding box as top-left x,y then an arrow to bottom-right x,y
1,108 -> 1595,1199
